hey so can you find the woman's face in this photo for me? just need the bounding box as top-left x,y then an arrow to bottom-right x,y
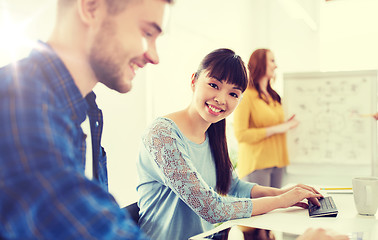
265,51 -> 277,79
191,70 -> 243,124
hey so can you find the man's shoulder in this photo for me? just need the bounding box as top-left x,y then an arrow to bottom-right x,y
1,57 -> 46,86
0,57 -> 61,106
0,57 -> 76,135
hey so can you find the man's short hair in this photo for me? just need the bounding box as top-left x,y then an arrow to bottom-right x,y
106,0 -> 173,14
58,0 -> 173,15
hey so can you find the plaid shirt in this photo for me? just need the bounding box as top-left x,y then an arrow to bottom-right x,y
0,41 -> 148,239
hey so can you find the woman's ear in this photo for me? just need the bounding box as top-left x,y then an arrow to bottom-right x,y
191,73 -> 196,91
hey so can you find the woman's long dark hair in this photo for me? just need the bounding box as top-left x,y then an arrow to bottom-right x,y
194,48 -> 248,195
248,48 -> 281,104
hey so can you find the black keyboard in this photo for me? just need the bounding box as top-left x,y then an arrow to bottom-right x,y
308,196 -> 338,217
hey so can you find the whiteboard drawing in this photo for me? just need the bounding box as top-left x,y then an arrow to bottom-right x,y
283,71 -> 377,166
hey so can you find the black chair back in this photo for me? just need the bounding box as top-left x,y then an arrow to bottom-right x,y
123,202 -> 140,224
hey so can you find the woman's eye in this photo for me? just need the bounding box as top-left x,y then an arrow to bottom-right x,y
230,93 -> 239,98
209,83 -> 218,89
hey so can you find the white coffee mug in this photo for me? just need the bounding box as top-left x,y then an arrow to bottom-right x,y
352,177 -> 378,216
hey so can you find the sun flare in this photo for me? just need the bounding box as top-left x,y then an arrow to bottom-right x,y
0,0 -> 54,65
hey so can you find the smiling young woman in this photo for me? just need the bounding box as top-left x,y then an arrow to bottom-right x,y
135,48 -> 322,240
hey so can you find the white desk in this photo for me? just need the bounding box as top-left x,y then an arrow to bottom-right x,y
190,188 -> 378,240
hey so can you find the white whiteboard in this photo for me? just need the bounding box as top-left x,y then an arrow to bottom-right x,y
283,71 -> 377,172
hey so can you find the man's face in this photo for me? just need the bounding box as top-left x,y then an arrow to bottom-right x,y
89,0 -> 168,93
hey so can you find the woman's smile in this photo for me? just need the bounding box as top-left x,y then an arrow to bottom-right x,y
206,103 -> 224,116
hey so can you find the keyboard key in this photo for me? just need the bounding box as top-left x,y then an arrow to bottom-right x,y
308,196 -> 338,217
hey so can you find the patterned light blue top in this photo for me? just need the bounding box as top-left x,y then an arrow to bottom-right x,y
137,117 -> 255,240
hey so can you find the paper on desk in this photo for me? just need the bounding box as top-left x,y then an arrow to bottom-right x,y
323,190 -> 353,194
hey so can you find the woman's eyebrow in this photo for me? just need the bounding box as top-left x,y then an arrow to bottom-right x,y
212,78 -> 242,91
216,78 -> 243,91
212,77 -> 223,83
233,86 -> 243,91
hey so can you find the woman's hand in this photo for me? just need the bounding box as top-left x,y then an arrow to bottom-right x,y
286,114 -> 300,129
250,184 -> 322,216
266,114 -> 299,137
278,185 -> 323,209
281,184 -> 322,207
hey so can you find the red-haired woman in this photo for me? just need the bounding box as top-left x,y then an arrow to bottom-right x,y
234,48 -> 299,188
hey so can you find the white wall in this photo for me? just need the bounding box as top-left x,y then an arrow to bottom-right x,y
94,76 -> 148,207
319,0 -> 378,71
146,0 -> 262,119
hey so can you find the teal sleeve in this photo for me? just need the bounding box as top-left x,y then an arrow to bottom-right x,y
228,171 -> 256,198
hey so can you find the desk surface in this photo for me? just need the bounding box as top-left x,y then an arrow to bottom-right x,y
190,188 -> 378,240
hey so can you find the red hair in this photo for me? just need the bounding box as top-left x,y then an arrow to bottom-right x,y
247,49 -> 281,104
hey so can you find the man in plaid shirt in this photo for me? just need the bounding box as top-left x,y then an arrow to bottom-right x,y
0,0 -> 172,239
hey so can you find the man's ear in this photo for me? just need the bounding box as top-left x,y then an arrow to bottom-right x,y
77,0 -> 106,26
